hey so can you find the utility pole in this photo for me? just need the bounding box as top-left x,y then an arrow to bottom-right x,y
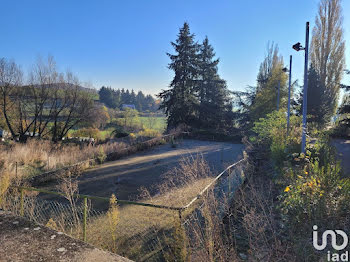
287,55 -> 292,136
301,22 -> 309,154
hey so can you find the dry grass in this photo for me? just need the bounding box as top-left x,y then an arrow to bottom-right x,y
87,176 -> 213,240
58,153 -> 245,261
0,139 -> 127,185
1,151 -> 215,260
1,138 -> 244,261
84,154 -> 215,260
228,163 -> 297,262
147,177 -> 213,207
0,139 -> 127,214
0,130 -> 185,192
185,191 -> 240,262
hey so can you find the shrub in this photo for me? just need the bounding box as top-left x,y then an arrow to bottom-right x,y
164,217 -> 188,262
70,127 -> 102,140
96,146 -> 107,164
119,108 -> 140,129
252,110 -> 302,167
278,137 -> 350,262
129,133 -> 136,140
46,218 -> 59,231
138,128 -> 161,138
112,127 -> 129,138
328,122 -> 350,138
281,158 -> 350,226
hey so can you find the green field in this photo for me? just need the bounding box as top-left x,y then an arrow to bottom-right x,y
115,116 -> 167,132
138,116 -> 167,132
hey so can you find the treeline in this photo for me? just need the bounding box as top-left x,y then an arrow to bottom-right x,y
158,23 -> 234,131
0,56 -> 95,142
233,0 -> 346,131
98,87 -> 158,112
234,41 -> 346,132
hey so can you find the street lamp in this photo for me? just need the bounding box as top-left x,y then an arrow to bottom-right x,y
292,42 -> 305,51
283,55 -> 293,136
293,22 -> 310,154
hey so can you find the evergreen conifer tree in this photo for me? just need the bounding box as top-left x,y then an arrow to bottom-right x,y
197,37 -> 233,130
158,22 -> 199,128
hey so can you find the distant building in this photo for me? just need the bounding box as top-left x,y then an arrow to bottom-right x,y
0,129 -> 9,138
121,104 -> 136,110
24,131 -> 39,137
0,129 -> 9,141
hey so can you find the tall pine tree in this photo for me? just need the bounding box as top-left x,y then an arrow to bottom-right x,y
197,37 -> 233,130
158,22 -> 199,128
136,91 -> 145,111
306,64 -> 328,125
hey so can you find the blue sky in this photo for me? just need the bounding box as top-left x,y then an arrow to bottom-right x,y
1,0 -> 349,95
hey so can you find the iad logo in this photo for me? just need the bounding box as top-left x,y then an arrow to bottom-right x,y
313,225 -> 349,261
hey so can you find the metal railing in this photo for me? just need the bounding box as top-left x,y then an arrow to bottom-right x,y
5,152 -> 247,261
14,185 -> 183,241
12,152 -> 247,241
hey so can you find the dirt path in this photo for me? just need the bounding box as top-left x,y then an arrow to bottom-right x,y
76,139 -> 244,203
332,139 -> 350,176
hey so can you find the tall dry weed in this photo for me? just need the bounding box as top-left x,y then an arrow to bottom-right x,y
233,176 -> 296,262
160,154 -> 211,192
0,139 -> 127,182
0,171 -> 10,207
56,167 -> 81,235
185,190 -> 239,262
106,194 -> 119,252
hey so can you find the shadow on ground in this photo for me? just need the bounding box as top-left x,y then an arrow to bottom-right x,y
332,138 -> 350,176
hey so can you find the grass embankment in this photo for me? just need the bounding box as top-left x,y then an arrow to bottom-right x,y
230,111 -> 350,261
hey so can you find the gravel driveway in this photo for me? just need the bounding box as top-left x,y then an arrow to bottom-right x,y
77,139 -> 245,202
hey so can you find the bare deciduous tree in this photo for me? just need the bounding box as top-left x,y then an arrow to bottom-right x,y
0,56 -> 94,142
0,58 -> 23,138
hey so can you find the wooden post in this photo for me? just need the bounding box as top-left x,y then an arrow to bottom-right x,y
20,188 -> 24,217
83,197 -> 87,241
